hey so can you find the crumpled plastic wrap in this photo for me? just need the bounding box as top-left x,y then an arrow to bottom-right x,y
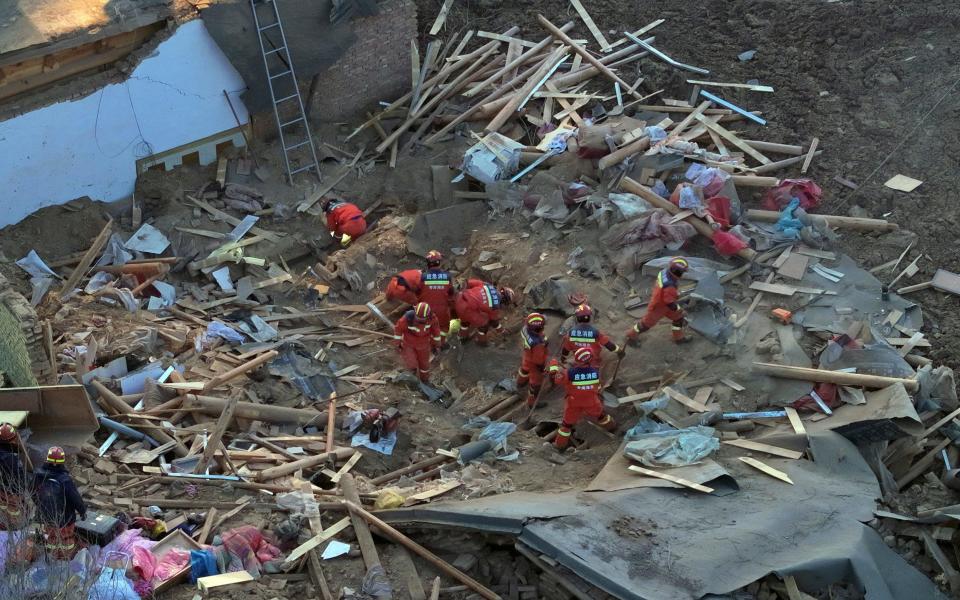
601,209 -> 697,275
915,364 -> 958,412
623,426 -> 720,468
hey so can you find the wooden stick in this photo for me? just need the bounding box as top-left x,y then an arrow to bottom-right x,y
752,362 -> 919,391
627,465 -> 714,493
537,14 -> 642,99
369,454 -> 452,486
60,219 -> 112,294
800,137 -> 820,174
485,45 -> 567,133
326,393 -> 337,452
255,447 -> 355,482
745,209 -> 898,232
342,500 -> 502,600
897,437 -> 952,490
187,394 -> 327,427
45,321 -> 57,381
724,439 -> 804,459
201,350 -> 278,392
742,140 -> 805,155
752,152 -> 823,175
598,136 -> 650,171
739,457 -> 794,484
245,433 -> 299,461
465,23 -> 575,98
196,507 -> 218,544
734,271 -> 774,328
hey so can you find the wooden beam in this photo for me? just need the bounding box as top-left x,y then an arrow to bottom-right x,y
193,392 -> 240,474
746,209 -> 897,232
754,362 -> 919,391
60,220 -> 112,294
428,0 -> 454,35
568,0 -> 612,51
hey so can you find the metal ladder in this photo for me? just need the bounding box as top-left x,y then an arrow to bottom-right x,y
249,0 -> 321,183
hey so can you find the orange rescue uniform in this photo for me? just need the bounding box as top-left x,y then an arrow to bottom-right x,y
386,269 -> 423,306
516,326 -> 548,406
454,279 -> 504,343
394,310 -> 442,382
548,363 -> 616,449
418,268 -> 454,339
326,202 -> 367,239
632,268 -> 686,341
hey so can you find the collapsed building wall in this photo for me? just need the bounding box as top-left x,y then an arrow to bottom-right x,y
0,272 -> 50,386
0,19 -> 249,228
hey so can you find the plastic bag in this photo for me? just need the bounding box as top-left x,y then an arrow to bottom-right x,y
762,178 -> 822,211
915,365 -> 958,412
361,564 -> 393,599
608,193 -> 653,218
88,567 -> 140,600
461,416 -> 492,430
479,422 -> 516,446
374,489 -> 405,510
189,549 -> 218,583
623,426 -> 719,467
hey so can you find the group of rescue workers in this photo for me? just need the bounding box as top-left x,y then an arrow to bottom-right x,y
0,424 -> 87,561
385,247 -> 693,452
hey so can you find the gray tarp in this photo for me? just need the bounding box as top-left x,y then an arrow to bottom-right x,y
381,432 -> 944,600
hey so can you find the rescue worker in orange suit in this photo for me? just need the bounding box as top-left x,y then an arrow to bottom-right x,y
322,197 -> 367,247
0,423 -> 27,530
454,279 -> 514,345
561,304 -> 624,366
547,347 -> 617,451
418,251 -> 454,346
516,313 -> 548,408
627,257 -> 691,344
33,446 -> 87,561
386,268 -> 423,307
393,302 -> 442,383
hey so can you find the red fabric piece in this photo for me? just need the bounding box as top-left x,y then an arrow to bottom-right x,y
386,269 -> 423,305
789,383 -> 841,413
221,526 -> 281,574
706,196 -> 733,228
761,179 -> 823,211
326,203 -> 367,238
712,230 -> 748,257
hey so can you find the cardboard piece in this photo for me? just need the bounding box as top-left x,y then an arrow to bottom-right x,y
883,174 -> 922,193
805,383 -> 923,443
586,443 -> 738,495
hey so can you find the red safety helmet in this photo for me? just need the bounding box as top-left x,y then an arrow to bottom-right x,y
0,423 -> 16,443
526,312 -> 546,331
499,287 -> 515,305
669,257 -> 690,277
413,302 -> 432,321
46,446 -> 66,465
425,250 -> 443,266
574,304 -> 593,321
573,347 -> 593,364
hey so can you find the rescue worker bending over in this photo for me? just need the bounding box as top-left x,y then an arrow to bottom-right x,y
0,423 -> 27,530
547,348 -> 617,451
394,302 -> 442,383
516,313 -> 548,408
627,257 -> 691,344
386,268 -> 423,307
33,446 -> 87,561
322,197 -> 367,247
418,251 -> 454,346
454,279 -> 514,345
561,304 -> 624,366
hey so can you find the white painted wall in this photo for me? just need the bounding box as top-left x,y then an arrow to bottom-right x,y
0,20 -> 249,228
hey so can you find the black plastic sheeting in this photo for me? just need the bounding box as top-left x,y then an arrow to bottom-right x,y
381,432 -> 946,600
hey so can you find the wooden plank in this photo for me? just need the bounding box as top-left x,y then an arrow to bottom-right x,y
329,452 -> 363,484
693,114 -> 772,164
800,137 -> 820,174
190,198 -> 283,243
693,386 -> 713,407
196,507 -> 218,544
60,220 -> 112,293
921,406 -> 960,438
784,407 -> 806,435
285,517 -> 352,564
740,456 -> 794,484
685,79 -> 774,92
749,281 -> 796,296
932,269 -> 960,295
429,0 -> 454,36
724,439 -> 804,459
569,0 -> 612,51
898,332 -> 926,357
193,393 -> 240,474
476,31 -> 537,48
403,480 -> 463,506
885,336 -> 931,348
628,465 -> 714,493
197,571 -> 254,592
663,386 -> 709,412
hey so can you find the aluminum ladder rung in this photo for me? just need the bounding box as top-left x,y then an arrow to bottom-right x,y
258,22 -> 279,32
265,46 -> 286,55
269,69 -> 292,80
289,165 -> 316,175
275,93 -> 298,103
285,140 -> 311,152
280,117 -> 304,128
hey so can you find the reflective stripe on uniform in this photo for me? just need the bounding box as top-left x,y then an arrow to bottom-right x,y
556,428 -> 572,437
598,414 -> 612,426
572,378 -> 600,386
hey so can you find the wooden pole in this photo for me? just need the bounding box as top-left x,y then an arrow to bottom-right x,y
60,219 -> 112,294
369,454 -> 452,486
341,475 -> 382,571
245,433 -> 299,461
753,362 -> 918,391
742,140 -> 805,155
597,136 -> 650,171
537,14 -> 642,99
464,22 -> 575,98
193,392 -> 240,474
745,209 -> 898,232
620,177 -> 757,261
186,395 -> 327,427
751,152 -> 822,174
91,380 -> 189,457
201,350 -> 278,392
342,500 -> 502,600
326,393 -> 337,452
255,447 -> 355,482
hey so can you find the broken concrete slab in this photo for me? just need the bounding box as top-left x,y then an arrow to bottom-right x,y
406,203 -> 488,257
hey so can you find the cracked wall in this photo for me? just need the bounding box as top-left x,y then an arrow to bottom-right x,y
0,19 -> 250,228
